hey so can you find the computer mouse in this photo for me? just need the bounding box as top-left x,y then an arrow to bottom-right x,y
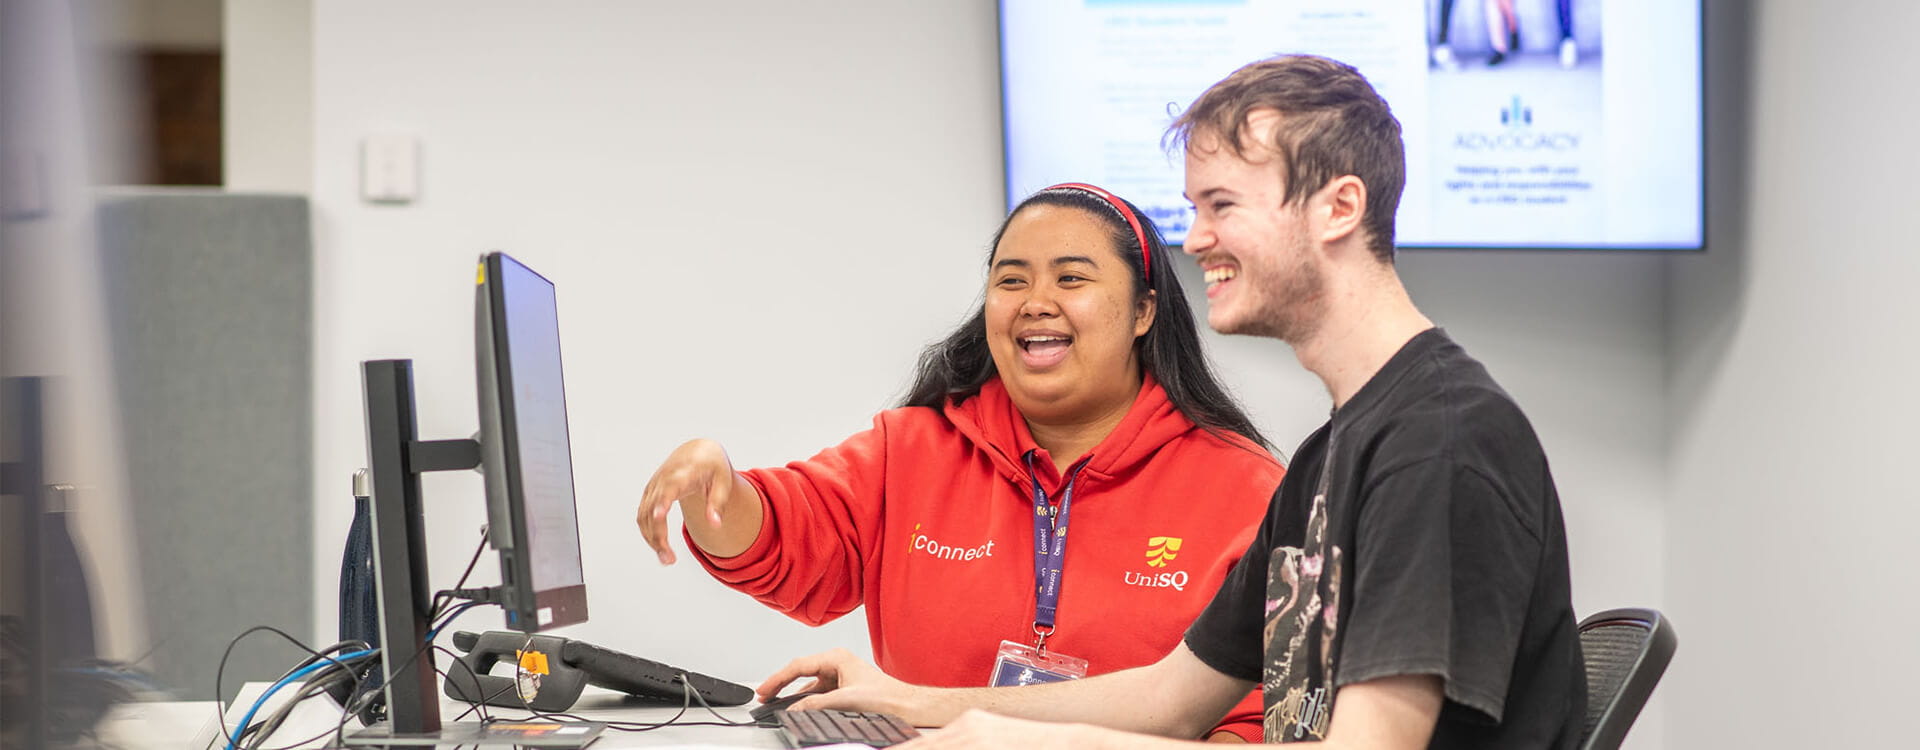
749,691 -> 823,727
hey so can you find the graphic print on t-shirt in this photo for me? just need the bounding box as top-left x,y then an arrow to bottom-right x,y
1263,490 -> 1342,742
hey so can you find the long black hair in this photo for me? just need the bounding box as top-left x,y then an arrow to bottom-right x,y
899,186 -> 1271,450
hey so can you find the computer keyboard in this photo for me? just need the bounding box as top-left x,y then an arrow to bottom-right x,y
777,708 -> 920,747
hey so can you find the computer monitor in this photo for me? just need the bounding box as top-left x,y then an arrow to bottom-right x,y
474,251 -> 588,633
354,251 -> 592,740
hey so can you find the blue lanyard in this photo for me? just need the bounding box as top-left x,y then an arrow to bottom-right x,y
1025,451 -> 1088,650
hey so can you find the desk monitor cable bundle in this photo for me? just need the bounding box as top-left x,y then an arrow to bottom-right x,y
214,617 -> 764,750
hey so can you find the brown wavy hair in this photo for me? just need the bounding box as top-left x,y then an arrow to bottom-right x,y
1167,55 -> 1406,263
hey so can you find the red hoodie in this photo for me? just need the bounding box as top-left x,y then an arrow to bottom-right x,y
691,374 -> 1284,741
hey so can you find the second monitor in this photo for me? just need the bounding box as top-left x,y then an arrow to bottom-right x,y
474,251 -> 588,633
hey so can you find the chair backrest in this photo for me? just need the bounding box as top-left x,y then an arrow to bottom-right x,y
1578,608 -> 1677,750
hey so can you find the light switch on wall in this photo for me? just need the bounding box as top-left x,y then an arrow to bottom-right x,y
361,134 -> 419,204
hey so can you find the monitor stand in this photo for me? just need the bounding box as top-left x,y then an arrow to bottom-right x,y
347,359 -> 597,749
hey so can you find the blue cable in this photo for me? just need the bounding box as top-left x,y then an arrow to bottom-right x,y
228,600 -> 489,748
428,602 -> 482,641
226,648 -> 376,750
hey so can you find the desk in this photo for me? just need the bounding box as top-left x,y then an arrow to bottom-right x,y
220,683 -> 795,748
474,690 -> 788,748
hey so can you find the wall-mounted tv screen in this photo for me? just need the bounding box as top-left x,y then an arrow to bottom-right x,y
1000,0 -> 1703,250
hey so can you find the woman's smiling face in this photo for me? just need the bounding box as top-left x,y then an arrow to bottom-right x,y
985,204 -> 1155,425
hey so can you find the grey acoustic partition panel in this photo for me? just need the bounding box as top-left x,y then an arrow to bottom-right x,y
93,190 -> 312,703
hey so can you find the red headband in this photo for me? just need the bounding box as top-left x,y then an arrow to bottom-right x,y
1043,182 -> 1151,283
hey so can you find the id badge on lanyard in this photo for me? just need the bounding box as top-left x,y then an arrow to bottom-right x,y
988,453 -> 1092,687
990,639 -> 1088,686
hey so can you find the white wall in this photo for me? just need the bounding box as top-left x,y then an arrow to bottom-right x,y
94,0 -> 221,50
225,0 -> 312,192
310,0 -> 1009,682
304,2 -> 1670,743
1665,1 -> 1920,747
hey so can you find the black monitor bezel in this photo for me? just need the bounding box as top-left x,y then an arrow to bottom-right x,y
475,251 -> 588,633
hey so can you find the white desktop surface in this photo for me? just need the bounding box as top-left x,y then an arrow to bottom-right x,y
209,683 -> 809,748
481,690 -> 790,748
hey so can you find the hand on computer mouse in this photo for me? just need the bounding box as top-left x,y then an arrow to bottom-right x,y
747,690 -> 823,727
758,648 -> 950,727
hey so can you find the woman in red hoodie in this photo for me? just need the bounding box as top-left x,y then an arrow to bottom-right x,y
635,184 -> 1284,741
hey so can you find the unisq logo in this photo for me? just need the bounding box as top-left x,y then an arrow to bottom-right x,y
1124,570 -> 1189,591
1126,536 -> 1190,590
1145,536 -> 1183,567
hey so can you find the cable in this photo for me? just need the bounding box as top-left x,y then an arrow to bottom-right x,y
681,674 -> 758,727
221,541 -> 492,746
272,639 -> 372,686
331,650 -> 388,749
446,642 -> 520,724
249,638 -> 376,743
480,648 -> 751,733
243,656 -> 368,746
249,659 -> 373,750
428,602 -> 483,642
225,649 -> 377,750
224,527 -> 500,747
247,675 -> 342,748
321,613 -> 497,747
442,643 -> 494,719
450,525 -> 488,594
273,644 -> 489,750
233,651 -> 376,748
319,633 -> 479,747
213,626 -> 365,750
478,632 -> 772,732
426,526 -> 494,624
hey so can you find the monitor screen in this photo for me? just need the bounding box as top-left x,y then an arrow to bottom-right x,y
475,252 -> 588,632
999,0 -> 1703,250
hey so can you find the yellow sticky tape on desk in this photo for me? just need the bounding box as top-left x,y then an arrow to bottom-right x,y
515,649 -> 551,675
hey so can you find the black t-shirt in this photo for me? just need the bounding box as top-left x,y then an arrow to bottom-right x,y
1185,328 -> 1584,747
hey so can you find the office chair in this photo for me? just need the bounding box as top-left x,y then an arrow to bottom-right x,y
1578,608 -> 1677,750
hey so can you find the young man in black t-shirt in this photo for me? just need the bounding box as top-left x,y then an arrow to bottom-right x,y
755,55 -> 1585,749
1180,328 -> 1583,747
